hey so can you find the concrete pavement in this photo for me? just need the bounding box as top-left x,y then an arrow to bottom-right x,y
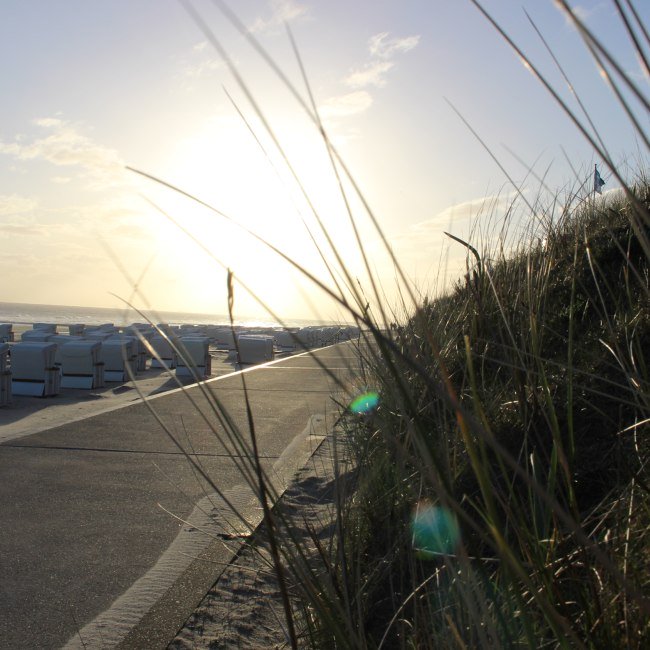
0,343 -> 360,649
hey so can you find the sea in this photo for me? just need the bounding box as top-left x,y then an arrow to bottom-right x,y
0,301 -> 330,330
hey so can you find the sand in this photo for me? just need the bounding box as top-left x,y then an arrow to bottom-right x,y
169,431 -> 343,649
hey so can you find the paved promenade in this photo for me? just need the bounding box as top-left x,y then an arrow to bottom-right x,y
0,343 -> 359,649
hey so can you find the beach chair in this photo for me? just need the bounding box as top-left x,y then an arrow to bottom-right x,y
58,340 -> 104,389
101,338 -> 136,382
181,324 -> 208,337
149,334 -> 177,369
340,326 -> 359,341
176,336 -> 211,379
213,328 -> 237,351
204,325 -> 222,343
123,327 -> 155,372
33,323 -> 57,334
293,327 -> 316,349
0,324 -> 13,343
51,335 -> 85,363
86,324 -> 118,336
84,331 -> 113,342
21,330 -> 54,342
274,329 -> 297,351
237,335 -> 275,365
10,342 -> 60,396
68,324 -> 85,336
107,334 -> 141,374
0,343 -> 11,405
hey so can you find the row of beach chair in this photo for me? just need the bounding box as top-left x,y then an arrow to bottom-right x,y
1,323 -> 212,400
0,321 -> 360,404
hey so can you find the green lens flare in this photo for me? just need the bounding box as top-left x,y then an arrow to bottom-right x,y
411,503 -> 460,557
349,391 -> 379,414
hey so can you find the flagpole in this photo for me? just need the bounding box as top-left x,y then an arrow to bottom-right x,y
593,164 -> 597,216
593,164 -> 598,221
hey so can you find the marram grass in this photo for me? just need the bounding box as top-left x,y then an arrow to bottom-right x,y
133,2 -> 650,648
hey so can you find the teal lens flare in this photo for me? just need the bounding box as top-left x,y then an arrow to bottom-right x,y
349,391 -> 379,414
411,503 -> 460,557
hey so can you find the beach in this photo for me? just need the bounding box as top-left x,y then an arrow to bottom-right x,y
169,430 -> 343,649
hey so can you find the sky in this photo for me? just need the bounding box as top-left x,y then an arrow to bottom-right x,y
1,0 -> 648,322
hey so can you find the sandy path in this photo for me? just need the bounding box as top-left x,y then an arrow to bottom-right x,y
169,431 -> 347,649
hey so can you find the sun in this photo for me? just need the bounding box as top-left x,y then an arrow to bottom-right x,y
133,111 -> 372,318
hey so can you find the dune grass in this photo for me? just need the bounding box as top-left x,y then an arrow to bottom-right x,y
127,2 -> 650,648
294,181 -> 649,649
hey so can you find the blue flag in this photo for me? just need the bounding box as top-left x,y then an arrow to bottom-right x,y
594,167 -> 605,194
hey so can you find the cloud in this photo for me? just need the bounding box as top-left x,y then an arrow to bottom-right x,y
319,91 -> 373,119
562,3 -> 605,28
336,30 -> 420,108
0,118 -> 124,189
368,32 -> 420,59
0,194 -> 37,216
181,42 -> 224,79
249,0 -> 309,34
345,61 -> 394,88
412,191 -> 521,231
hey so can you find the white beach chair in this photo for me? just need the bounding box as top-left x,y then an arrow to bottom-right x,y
180,325 -> 207,340
123,327 -> 155,372
86,324 -> 118,336
274,330 -> 297,351
0,324 -> 14,343
0,343 -> 11,405
149,334 -> 177,369
293,327 -> 316,349
21,330 -> 54,342
107,334 -> 141,373
204,325 -> 222,342
58,340 -> 104,389
84,331 -> 113,342
50,334 -> 85,369
340,326 -> 360,341
213,328 -> 237,351
176,337 -> 211,379
237,335 -> 275,365
10,342 -> 60,396
101,338 -> 136,382
33,323 -> 57,334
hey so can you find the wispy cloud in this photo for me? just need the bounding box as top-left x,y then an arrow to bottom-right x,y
0,194 -> 37,216
324,30 -> 420,120
0,118 -> 123,189
249,0 -> 309,34
412,191 -> 520,231
386,191 -> 523,269
562,3 -> 604,28
180,41 -> 224,80
368,32 -> 420,59
343,32 -> 420,90
345,61 -> 394,89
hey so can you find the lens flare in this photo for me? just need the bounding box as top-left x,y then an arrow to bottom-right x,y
349,391 -> 379,414
411,502 -> 460,557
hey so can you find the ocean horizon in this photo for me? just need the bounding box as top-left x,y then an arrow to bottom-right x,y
0,301 -> 336,330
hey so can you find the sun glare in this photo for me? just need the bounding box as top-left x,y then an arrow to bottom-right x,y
138,111 -> 373,318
